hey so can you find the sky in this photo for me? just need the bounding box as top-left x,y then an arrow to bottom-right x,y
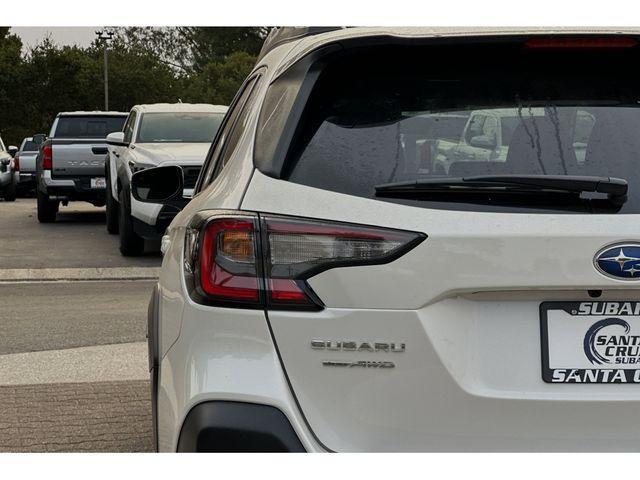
10,27 -> 100,51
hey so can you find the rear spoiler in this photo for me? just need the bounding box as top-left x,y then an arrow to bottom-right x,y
256,27 -> 347,62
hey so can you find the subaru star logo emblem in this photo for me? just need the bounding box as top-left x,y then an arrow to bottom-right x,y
595,243 -> 640,280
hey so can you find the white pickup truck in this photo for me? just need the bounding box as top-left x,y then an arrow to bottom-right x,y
104,103 -> 227,256
0,134 -> 17,202
36,111 -> 127,222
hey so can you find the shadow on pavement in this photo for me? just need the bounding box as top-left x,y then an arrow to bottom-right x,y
55,210 -> 107,224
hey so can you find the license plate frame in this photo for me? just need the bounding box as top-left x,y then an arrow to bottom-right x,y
91,177 -> 106,189
541,301 -> 640,384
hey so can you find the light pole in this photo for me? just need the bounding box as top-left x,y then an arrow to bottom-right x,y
95,29 -> 114,111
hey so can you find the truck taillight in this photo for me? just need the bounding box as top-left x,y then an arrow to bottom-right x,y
13,153 -> 19,171
42,145 -> 52,170
184,212 -> 426,310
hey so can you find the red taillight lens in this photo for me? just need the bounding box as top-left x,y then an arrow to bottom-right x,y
13,153 -> 19,171
524,37 -> 638,49
185,213 -> 426,310
197,217 -> 261,306
42,145 -> 52,170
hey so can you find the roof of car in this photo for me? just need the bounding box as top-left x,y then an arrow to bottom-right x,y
265,26 -> 640,77
133,103 -> 229,114
57,111 -> 128,116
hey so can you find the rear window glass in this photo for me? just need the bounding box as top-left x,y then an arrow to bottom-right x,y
137,112 -> 224,143
20,140 -> 39,152
55,116 -> 126,138
283,43 -> 640,214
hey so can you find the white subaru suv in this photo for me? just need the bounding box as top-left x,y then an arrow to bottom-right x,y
135,27 -> 640,452
105,103 -> 227,256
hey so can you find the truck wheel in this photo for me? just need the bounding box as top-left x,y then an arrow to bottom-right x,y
105,168 -> 119,234
3,178 -> 17,202
119,187 -> 145,256
37,190 -> 59,222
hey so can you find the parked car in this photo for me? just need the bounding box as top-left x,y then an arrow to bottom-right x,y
0,134 -> 17,202
14,135 -> 45,193
139,27 -> 640,452
35,111 -> 128,222
104,103 -> 228,256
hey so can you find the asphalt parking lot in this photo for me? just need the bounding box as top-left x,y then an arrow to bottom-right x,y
0,198 -> 161,452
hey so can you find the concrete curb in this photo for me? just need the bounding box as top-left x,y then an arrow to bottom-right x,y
0,267 -> 160,282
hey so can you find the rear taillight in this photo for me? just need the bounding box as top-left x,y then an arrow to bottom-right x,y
13,153 -> 19,171
184,212 -> 426,310
42,145 -> 52,170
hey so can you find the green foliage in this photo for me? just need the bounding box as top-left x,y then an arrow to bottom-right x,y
0,27 -> 266,146
113,27 -> 267,73
0,28 -> 27,146
179,27 -> 267,72
178,51 -> 258,105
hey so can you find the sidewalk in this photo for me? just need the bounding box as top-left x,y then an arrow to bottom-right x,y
0,380 -> 152,452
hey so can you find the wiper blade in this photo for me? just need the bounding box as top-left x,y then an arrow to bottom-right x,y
375,174 -> 628,204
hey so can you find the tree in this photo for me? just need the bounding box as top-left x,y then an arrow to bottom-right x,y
113,27 -> 268,73
0,27 -> 268,146
90,39 -> 179,110
179,27 -> 268,72
0,28 -> 26,146
177,51 -> 257,105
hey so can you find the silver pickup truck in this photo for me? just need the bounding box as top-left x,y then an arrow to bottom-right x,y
36,111 -> 127,222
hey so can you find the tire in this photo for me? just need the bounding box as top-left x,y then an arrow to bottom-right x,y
37,189 -> 59,223
3,178 -> 16,202
119,187 -> 145,256
105,166 -> 119,234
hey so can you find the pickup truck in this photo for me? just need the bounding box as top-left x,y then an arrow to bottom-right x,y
14,136 -> 44,193
105,103 -> 227,255
36,111 -> 128,222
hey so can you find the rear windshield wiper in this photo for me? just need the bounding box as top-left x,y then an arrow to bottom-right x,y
375,175 -> 628,205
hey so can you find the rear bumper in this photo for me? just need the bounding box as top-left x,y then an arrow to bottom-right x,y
18,172 -> 36,186
39,170 -> 105,203
177,401 -> 306,452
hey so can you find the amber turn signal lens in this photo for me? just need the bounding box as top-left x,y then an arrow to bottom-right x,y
219,230 -> 255,262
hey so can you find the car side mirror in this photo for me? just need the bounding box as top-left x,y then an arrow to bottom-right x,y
106,131 -> 127,146
32,133 -> 47,145
8,146 -> 18,157
469,135 -> 497,150
131,166 -> 184,203
0,158 -> 9,172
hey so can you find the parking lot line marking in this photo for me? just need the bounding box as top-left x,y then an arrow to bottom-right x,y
0,342 -> 148,385
0,267 -> 160,283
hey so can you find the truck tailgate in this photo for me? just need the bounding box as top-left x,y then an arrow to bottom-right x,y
18,152 -> 38,173
51,140 -> 109,178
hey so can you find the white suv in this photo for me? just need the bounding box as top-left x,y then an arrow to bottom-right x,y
105,103 -> 228,256
0,135 -> 17,202
136,28 -> 640,452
